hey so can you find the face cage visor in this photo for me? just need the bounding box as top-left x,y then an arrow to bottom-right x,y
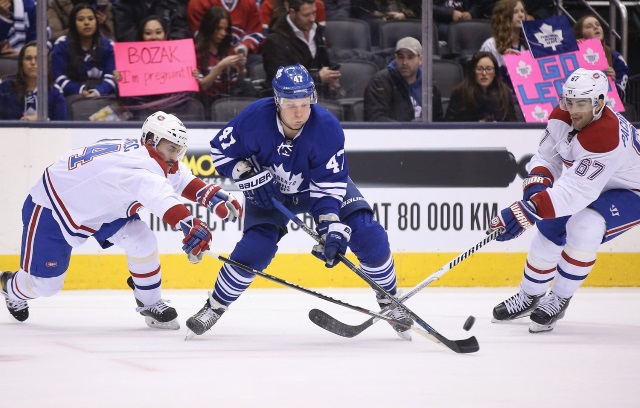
275,91 -> 318,109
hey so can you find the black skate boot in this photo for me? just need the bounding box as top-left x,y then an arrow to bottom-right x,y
492,288 -> 543,322
529,291 -> 572,333
1,271 -> 29,322
126,277 -> 179,330
185,292 -> 228,340
377,292 -> 413,341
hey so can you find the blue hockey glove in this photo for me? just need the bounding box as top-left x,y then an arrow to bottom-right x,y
234,167 -> 284,210
179,217 -> 212,263
522,173 -> 553,201
312,215 -> 352,268
488,201 -> 540,241
197,184 -> 242,222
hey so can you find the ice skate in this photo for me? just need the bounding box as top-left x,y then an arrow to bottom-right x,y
185,292 -> 228,340
0,271 -> 29,322
377,292 -> 413,341
529,291 -> 572,333
492,287 -> 543,322
126,277 -> 179,330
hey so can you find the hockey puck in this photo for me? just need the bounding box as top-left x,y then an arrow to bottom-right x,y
463,316 -> 475,331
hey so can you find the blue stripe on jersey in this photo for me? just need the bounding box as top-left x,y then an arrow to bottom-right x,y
42,172 -> 93,240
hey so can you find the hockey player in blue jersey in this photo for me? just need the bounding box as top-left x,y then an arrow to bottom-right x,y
186,64 -> 413,339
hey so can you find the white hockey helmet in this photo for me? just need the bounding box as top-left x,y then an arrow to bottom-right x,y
559,68 -> 609,115
141,111 -> 189,159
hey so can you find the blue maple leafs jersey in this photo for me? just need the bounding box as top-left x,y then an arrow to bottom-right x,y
210,98 -> 348,220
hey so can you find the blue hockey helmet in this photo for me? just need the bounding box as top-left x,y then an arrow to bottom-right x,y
272,64 -> 317,107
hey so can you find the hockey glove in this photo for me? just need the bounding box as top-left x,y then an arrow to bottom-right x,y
179,217 -> 212,263
489,201 -> 540,241
197,184 -> 242,222
312,214 -> 352,268
234,168 -> 284,210
522,173 -> 553,201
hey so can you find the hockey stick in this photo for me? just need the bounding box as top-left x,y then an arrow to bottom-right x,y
213,254 -> 446,342
272,198 -> 479,354
309,229 -> 503,338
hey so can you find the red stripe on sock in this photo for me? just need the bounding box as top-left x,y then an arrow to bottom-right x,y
561,251 -> 595,267
526,260 -> 556,274
130,266 -> 161,279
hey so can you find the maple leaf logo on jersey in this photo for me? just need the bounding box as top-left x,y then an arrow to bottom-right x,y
272,164 -> 304,193
533,23 -> 564,51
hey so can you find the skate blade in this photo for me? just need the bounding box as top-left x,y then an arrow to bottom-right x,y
528,321 -> 556,333
491,313 -> 532,323
145,317 -> 180,330
184,329 -> 198,341
396,329 -> 412,341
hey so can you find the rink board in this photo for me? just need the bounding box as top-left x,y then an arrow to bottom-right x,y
0,252 -> 638,289
0,124 -> 638,288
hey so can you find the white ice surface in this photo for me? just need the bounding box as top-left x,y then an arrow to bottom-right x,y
2,288 -> 639,407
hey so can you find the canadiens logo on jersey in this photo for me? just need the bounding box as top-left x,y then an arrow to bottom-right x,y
272,163 -> 304,193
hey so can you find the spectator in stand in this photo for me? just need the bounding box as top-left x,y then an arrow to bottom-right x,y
187,0 -> 263,58
0,0 -> 36,57
51,2 -> 116,98
573,14 -> 629,100
193,6 -> 254,110
324,0 -> 350,20
114,15 -> 199,114
0,41 -> 67,120
48,0 -> 114,42
480,0 -> 528,87
350,0 -> 416,47
112,0 -> 191,42
364,37 -> 444,122
433,0 -> 472,43
262,0 -> 340,99
445,51 -> 516,122
260,0 -> 325,33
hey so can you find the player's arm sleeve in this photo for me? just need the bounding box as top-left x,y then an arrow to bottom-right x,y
119,168 -> 193,227
531,146 -> 624,219
209,122 -> 255,178
527,117 -> 566,181
172,162 -> 207,200
309,126 -> 349,220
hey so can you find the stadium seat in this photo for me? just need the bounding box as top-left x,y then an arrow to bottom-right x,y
432,59 -> 464,102
325,19 -> 371,51
210,97 -> 257,122
317,99 -> 343,121
133,97 -> 206,122
351,99 -> 365,122
336,60 -> 379,100
0,57 -> 18,79
68,96 -> 122,121
446,20 -> 493,64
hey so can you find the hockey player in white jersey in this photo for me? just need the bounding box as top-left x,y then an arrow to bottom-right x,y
0,112 -> 241,330
489,68 -> 640,333
184,64 -> 413,339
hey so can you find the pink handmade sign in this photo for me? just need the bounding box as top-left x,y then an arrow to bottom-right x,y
114,39 -> 199,97
504,38 -> 624,123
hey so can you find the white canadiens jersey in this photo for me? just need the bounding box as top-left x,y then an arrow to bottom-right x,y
29,138 -> 196,247
528,106 -> 640,218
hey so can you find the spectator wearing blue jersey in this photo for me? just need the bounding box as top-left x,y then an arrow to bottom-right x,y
573,15 -> 629,100
0,0 -> 37,57
185,64 -> 414,341
364,37 -> 444,122
51,2 -> 116,98
0,41 -> 67,120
